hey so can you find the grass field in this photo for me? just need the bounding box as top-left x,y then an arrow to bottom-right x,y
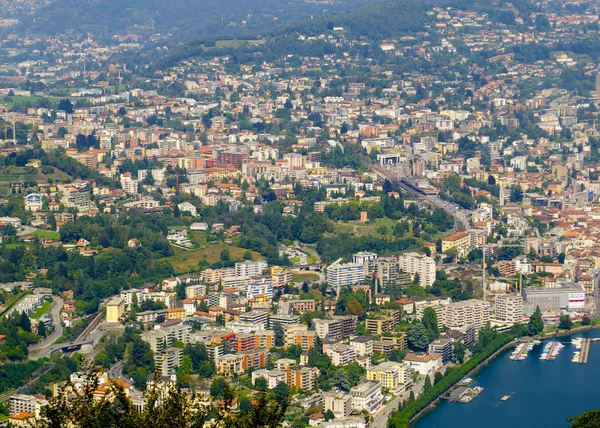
0,166 -> 71,196
164,244 -> 262,274
30,299 -> 52,319
213,39 -> 265,49
3,243 -> 28,249
33,230 -> 60,240
4,95 -> 60,107
333,217 -> 400,237
292,272 -> 320,282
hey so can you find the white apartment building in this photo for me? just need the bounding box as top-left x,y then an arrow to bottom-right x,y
140,324 -> 191,353
252,369 -> 286,389
495,293 -> 523,325
327,258 -> 365,294
398,252 -> 436,288
120,173 -> 139,194
350,381 -> 384,413
10,394 -> 48,419
445,299 -> 490,330
323,391 -> 352,418
235,260 -> 268,278
326,343 -> 357,366
349,336 -> 373,357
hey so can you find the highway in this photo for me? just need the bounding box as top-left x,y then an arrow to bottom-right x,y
29,296 -> 64,354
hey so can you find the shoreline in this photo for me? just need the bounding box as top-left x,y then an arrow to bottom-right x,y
408,325 -> 600,427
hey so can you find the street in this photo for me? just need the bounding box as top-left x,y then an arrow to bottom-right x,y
28,296 -> 64,353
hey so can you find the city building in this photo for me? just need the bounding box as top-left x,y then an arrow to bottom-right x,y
350,381 -> 384,413
403,353 -> 443,375
323,391 -> 352,418
495,293 -> 524,324
326,343 -> 357,366
428,339 -> 454,364
105,297 -> 125,322
366,361 -> 411,393
313,316 -> 357,340
524,283 -> 586,311
326,259 -> 365,294
445,299 -> 490,330
397,252 -> 436,288
365,310 -> 401,335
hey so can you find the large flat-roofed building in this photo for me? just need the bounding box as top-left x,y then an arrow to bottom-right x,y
365,310 -> 401,335
524,282 -> 585,311
445,299 -> 490,330
397,252 -> 436,288
367,361 -> 411,393
326,258 -> 365,294
313,316 -> 357,340
141,324 -> 191,353
495,293 -> 523,324
441,231 -> 471,257
286,367 -> 320,391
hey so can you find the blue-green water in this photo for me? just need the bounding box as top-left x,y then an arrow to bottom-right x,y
414,330 -> 600,428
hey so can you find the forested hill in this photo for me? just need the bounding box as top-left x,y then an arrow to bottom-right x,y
18,0 -> 373,39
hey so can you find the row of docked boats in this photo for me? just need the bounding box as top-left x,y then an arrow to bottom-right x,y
539,341 -> 564,360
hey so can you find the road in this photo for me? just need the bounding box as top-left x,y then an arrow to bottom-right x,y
29,296 -> 64,353
109,361 -> 125,380
370,377 -> 426,428
16,225 -> 36,237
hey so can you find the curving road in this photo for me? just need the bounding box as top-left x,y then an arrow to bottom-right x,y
29,296 -> 64,353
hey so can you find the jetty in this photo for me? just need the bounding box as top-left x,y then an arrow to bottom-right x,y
580,338 -> 591,364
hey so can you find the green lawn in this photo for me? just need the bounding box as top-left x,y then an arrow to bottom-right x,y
333,217 -> 402,237
3,243 -> 28,249
30,299 -> 52,319
33,230 -> 60,240
292,272 -> 320,282
163,244 -> 262,274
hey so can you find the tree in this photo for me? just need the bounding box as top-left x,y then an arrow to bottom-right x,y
559,314 -> 573,330
434,371 -> 444,385
272,381 -> 290,406
345,298 -> 365,318
407,323 -> 429,352
57,99 -> 74,114
582,317 -> 591,326
273,322 -> 284,347
35,365 -> 288,428
324,409 -> 335,421
37,321 -> 47,337
424,375 -> 432,392
220,248 -> 231,262
210,377 -> 227,398
254,376 -> 268,391
331,369 -> 351,392
567,409 -> 600,427
528,306 -> 544,335
422,307 -> 439,342
453,341 -> 466,363
19,312 -> 31,332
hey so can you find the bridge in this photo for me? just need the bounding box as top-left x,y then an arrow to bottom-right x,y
283,263 -> 327,272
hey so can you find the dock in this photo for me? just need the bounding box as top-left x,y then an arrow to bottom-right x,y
580,338 -> 591,364
514,340 -> 531,359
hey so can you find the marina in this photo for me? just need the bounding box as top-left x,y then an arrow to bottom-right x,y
509,341 -> 533,361
457,386 -> 484,404
573,338 -> 591,364
539,341 -> 564,361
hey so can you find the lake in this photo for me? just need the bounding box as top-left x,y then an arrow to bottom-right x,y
414,330 -> 600,428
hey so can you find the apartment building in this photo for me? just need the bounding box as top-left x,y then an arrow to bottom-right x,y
366,361 -> 411,393
155,347 -> 183,376
269,314 -> 301,327
323,391 -> 352,418
350,381 -> 384,413
239,310 -> 268,328
428,339 -> 453,364
365,310 -> 401,335
397,252 -> 436,288
445,299 -> 490,330
327,258 -> 365,294
495,293 -> 523,324
349,336 -> 373,357
441,231 -> 471,257
140,324 -> 191,353
313,316 -> 357,340
9,394 -> 48,419
286,367 -> 320,391
327,344 -> 357,366
252,369 -> 286,389
235,260 -> 268,278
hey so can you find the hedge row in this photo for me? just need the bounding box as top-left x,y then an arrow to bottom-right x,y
388,333 -> 518,428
